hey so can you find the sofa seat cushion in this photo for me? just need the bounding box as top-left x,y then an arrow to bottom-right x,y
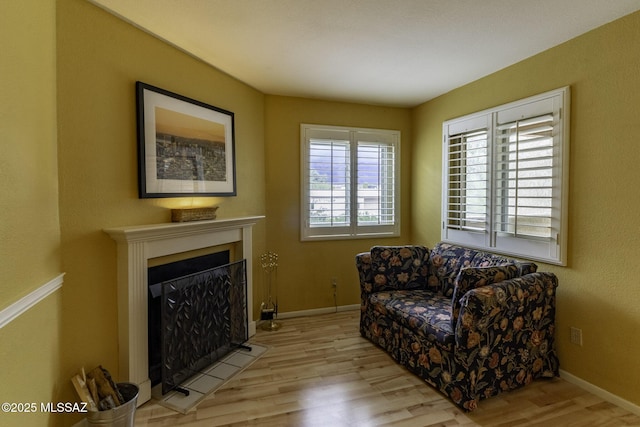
369,289 -> 455,349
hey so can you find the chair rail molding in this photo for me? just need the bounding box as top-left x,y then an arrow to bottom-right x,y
0,273 -> 65,329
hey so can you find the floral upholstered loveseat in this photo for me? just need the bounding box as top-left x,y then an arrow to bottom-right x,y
356,242 -> 559,410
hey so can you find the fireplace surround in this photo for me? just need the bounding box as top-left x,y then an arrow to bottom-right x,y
105,216 -> 263,405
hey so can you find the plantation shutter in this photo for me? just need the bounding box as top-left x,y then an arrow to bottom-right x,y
494,114 -> 554,239
492,93 -> 566,262
356,130 -> 398,233
302,127 -> 351,239
442,114 -> 492,248
308,139 -> 351,228
301,125 -> 400,240
442,87 -> 569,264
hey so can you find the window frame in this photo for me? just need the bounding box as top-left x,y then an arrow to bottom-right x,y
441,87 -> 570,265
300,124 -> 401,241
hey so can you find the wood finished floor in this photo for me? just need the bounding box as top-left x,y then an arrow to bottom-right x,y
135,310 -> 640,426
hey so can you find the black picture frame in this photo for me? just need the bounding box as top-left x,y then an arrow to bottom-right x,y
135,81 -> 236,198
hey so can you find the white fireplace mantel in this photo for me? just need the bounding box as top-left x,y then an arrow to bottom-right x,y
104,215 -> 264,405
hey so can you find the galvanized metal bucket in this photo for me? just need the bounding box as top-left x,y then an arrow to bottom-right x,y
86,383 -> 138,427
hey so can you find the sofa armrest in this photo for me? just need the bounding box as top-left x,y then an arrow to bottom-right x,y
356,252 -> 373,294
455,272 -> 559,372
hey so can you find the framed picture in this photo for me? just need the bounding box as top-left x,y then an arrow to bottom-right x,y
135,81 -> 236,198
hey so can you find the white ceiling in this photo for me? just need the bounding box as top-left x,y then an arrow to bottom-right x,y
90,0 -> 640,107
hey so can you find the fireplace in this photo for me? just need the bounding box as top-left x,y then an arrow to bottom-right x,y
104,216 -> 263,405
157,259 -> 248,395
147,250 -> 231,389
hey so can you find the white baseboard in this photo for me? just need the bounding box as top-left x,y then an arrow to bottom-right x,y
560,369 -> 640,416
0,273 -> 65,329
249,304 -> 358,336
277,304 -> 360,319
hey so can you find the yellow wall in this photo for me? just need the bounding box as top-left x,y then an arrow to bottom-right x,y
54,0 -> 265,424
0,1 -> 63,426
0,1 -> 61,305
264,96 -> 412,312
412,11 -> 640,406
3,1 -> 640,424
0,294 -> 62,427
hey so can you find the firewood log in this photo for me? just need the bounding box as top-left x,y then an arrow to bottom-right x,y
70,374 -> 98,411
87,377 -> 99,407
87,366 -> 122,406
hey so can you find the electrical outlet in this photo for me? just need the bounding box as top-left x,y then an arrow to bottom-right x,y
331,277 -> 337,288
570,327 -> 583,346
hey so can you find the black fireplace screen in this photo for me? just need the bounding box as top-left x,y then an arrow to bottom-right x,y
160,259 -> 248,395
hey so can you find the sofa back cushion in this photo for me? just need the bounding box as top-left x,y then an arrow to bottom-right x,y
369,246 -> 430,292
428,242 -> 537,297
427,243 -> 480,296
469,251 -> 537,275
451,264 -> 521,326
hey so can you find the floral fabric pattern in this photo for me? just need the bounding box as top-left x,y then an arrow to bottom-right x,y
451,264 -> 521,327
429,242 -> 537,297
428,243 -> 479,296
369,289 -> 454,347
472,251 -> 538,276
370,246 -> 430,292
356,243 -> 558,411
356,252 -> 373,294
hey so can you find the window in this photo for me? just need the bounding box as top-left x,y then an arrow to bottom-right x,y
442,87 -> 569,265
301,124 -> 400,240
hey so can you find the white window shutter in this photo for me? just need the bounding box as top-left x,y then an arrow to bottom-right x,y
301,124 -> 400,241
442,87 -> 569,265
